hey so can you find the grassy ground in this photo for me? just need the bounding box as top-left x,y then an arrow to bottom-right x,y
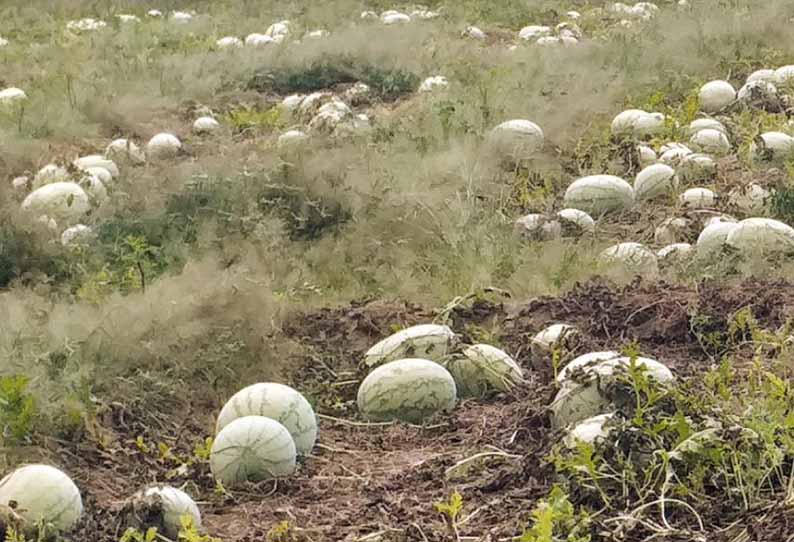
3,0 -> 794,540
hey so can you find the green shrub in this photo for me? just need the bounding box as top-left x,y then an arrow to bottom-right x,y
248,55 -> 419,101
0,375 -> 37,444
258,181 -> 351,241
770,185 -> 794,223
224,106 -> 285,134
0,224 -> 68,288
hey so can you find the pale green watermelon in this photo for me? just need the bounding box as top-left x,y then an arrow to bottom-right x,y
134,486 -> 201,538
364,324 -> 456,368
487,119 -> 545,159
0,464 -> 83,532
726,218 -> 794,256
21,182 -> 90,223
599,242 -> 659,276
634,164 -> 677,201
564,175 -> 634,215
216,383 -> 317,455
550,380 -> 612,430
551,355 -> 674,428
357,358 -> 457,423
210,416 -> 297,487
563,413 -> 615,449
445,344 -> 523,397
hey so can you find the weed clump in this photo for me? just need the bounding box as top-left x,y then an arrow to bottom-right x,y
770,185 -> 794,224
248,55 -> 419,101
258,181 -> 352,241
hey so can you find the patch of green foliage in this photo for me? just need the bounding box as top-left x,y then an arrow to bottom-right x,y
520,486 -> 591,542
259,168 -> 352,241
770,185 -> 794,224
119,526 -> 158,542
177,515 -> 220,542
119,515 -> 219,542
253,59 -> 358,93
119,515 -> 218,542
3,526 -> 27,542
76,231 -> 170,301
435,490 -> 465,540
248,55 -> 419,101
73,174 -> 264,301
223,106 -> 284,134
434,490 -> 464,520
0,375 -> 37,444
266,521 -> 294,542
0,224 -> 66,288
550,324 -> 794,536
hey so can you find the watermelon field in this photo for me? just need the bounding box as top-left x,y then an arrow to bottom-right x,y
6,0 -> 794,540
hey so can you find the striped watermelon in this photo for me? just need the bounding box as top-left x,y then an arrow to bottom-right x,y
599,242 -> 659,276
364,324 -> 456,368
210,416 -> 297,486
446,344 -> 523,397
564,175 -> 634,215
551,355 -> 674,428
726,218 -> 794,256
216,383 -> 317,455
634,163 -> 677,201
0,465 -> 83,532
358,358 -> 456,423
132,486 -> 201,538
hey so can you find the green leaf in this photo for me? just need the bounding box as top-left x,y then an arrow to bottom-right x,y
434,490 -> 463,521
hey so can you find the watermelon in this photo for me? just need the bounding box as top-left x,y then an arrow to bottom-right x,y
564,175 -> 634,215
514,214 -> 561,241
751,132 -> 794,163
364,324 -> 456,368
599,242 -> 659,275
726,218 -> 794,256
146,133 -> 182,158
210,416 -> 297,487
698,80 -> 736,112
216,383 -> 317,455
657,243 -> 693,263
0,464 -> 83,532
129,486 -> 201,538
557,208 -> 595,236
445,344 -> 523,397
679,187 -> 716,209
21,182 -> 90,223
564,413 -> 615,449
634,163 -> 677,201
689,129 -> 730,155
357,358 -> 457,423
488,119 -> 545,159
696,221 -> 739,259
728,184 -> 771,214
551,355 -> 674,428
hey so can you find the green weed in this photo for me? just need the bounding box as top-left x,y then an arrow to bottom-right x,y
178,515 -> 219,542
519,486 -> 591,542
223,106 -> 284,135
0,375 -> 37,444
119,527 -> 158,542
249,56 -> 419,100
434,490 -> 464,540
